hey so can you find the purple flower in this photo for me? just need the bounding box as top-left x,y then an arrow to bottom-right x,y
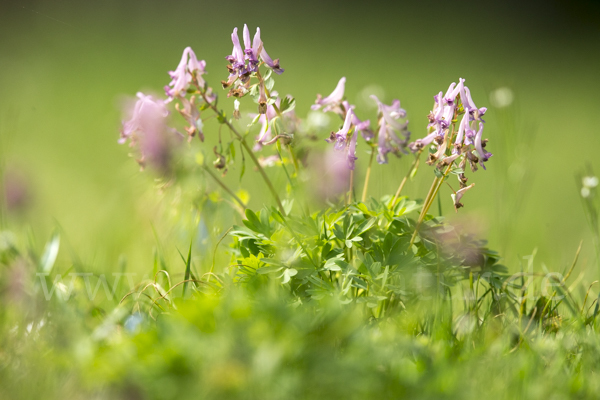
410,78 -> 492,211
225,25 -> 284,88
408,132 -> 436,152
120,92 -> 169,144
325,108 -> 358,169
474,122 -> 492,168
243,24 -> 261,73
371,95 -> 410,164
344,100 -> 374,141
165,47 -> 206,102
444,78 -> 464,105
253,103 -> 278,150
259,45 -> 284,75
312,77 -> 346,112
120,93 -> 180,173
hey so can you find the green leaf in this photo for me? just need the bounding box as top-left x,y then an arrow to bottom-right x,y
248,114 -> 261,127
332,225 -> 346,241
263,69 -> 273,81
280,96 -> 296,114
356,218 -> 376,235
243,209 -> 260,232
182,239 -> 193,298
257,266 -> 283,274
280,268 -> 298,284
239,160 -> 246,181
229,142 -> 236,160
265,77 -> 275,92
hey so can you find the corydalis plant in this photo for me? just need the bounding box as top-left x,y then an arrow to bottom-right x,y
313,77 -> 411,168
223,25 -> 283,106
371,95 -> 410,164
325,108 -> 359,170
410,78 -> 491,212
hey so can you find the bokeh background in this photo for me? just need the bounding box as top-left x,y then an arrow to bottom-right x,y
1,0 -> 599,279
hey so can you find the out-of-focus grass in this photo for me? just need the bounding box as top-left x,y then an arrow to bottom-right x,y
0,0 -> 599,276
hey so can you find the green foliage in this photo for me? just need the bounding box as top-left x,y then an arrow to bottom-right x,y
230,198 -> 505,318
1,201 -> 600,399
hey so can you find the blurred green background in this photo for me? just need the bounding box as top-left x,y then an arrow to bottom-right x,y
0,0 -> 599,278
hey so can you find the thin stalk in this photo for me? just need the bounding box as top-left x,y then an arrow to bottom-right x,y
261,75 -> 301,179
198,89 -> 285,214
287,144 -> 300,177
389,152 -> 422,209
409,163 -> 454,246
361,147 -> 376,203
408,103 -> 462,246
275,140 -> 294,189
347,170 -> 355,205
202,165 -> 246,211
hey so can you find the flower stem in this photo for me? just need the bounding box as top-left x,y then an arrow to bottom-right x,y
409,107 -> 461,246
287,144 -> 300,177
275,140 -> 294,189
361,147 -> 375,203
198,89 -> 285,214
388,151 -> 422,210
260,75 -> 301,179
202,165 -> 247,211
347,170 -> 355,205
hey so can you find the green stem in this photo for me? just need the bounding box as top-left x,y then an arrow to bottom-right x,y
261,74 -> 300,179
347,170 -> 355,205
198,90 -> 285,214
275,140 -> 294,189
287,144 -> 300,177
361,147 -> 375,203
388,152 -> 422,209
409,162 -> 454,247
202,165 -> 246,211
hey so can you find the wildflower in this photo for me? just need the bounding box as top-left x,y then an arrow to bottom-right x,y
451,183 -> 475,211
312,77 -> 346,112
165,47 -> 206,102
175,96 -> 204,141
120,92 -> 168,145
253,103 -> 278,150
224,25 -> 284,92
120,92 -> 179,173
251,96 -> 298,150
410,78 -> 491,211
411,79 -> 492,168
345,101 -> 374,141
325,109 -> 358,169
312,77 -> 373,141
408,132 -> 436,152
371,95 -> 410,164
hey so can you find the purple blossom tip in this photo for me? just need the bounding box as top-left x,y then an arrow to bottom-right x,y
312,77 -> 346,111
